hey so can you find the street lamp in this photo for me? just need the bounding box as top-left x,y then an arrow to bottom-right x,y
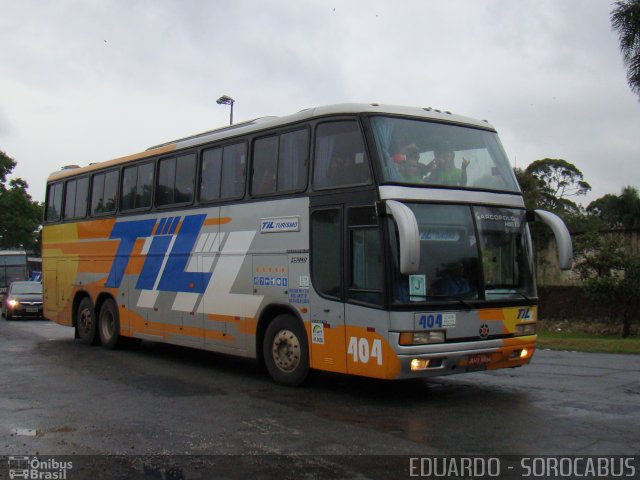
216,95 -> 235,125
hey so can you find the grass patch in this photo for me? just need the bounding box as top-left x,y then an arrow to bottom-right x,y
537,330 -> 640,354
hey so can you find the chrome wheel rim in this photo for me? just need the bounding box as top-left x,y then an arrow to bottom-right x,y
271,329 -> 301,372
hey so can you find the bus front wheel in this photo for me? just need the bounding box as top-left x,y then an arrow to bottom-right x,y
76,297 -> 98,345
98,298 -> 123,350
263,314 -> 310,386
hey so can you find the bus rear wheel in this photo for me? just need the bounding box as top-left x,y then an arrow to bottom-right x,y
263,314 -> 310,386
98,298 -> 123,350
76,297 -> 98,345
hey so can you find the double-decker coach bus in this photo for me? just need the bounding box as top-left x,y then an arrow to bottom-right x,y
42,104 -> 572,385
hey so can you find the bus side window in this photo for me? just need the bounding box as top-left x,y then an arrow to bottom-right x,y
63,177 -> 88,219
311,209 -> 342,299
200,147 -> 223,202
121,162 -> 154,211
277,129 -> 308,192
157,154 -> 195,206
252,136 -> 278,195
63,179 -> 77,219
91,170 -> 118,215
221,143 -> 247,199
137,162 -> 154,208
103,170 -> 119,213
201,142 -> 247,202
45,182 -> 63,222
175,154 -> 196,203
313,121 -> 371,189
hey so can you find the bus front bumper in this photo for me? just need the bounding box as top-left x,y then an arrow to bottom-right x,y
392,335 -> 537,379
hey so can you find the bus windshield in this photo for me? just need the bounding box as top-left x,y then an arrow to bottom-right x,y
371,116 -> 520,192
389,203 -> 535,304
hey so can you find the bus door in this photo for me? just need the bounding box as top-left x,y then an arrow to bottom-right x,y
344,205 -> 387,377
309,207 -> 347,373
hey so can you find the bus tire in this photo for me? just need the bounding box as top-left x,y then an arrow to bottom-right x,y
98,298 -> 123,350
76,297 -> 99,345
263,314 -> 310,386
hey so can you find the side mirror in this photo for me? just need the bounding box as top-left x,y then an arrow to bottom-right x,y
531,210 -> 573,270
385,200 -> 420,274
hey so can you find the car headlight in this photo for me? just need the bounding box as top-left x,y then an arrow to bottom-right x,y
8,299 -> 19,308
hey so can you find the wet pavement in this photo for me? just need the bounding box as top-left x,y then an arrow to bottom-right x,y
1,319 -> 638,477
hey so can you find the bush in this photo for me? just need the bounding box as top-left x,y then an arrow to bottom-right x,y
573,232 -> 640,337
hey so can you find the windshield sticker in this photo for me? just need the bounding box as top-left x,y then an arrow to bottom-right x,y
409,275 -> 426,301
475,213 -> 520,228
420,230 -> 461,242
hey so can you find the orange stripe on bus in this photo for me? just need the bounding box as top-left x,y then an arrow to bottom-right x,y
77,219 -> 117,240
124,239 -> 147,275
478,309 -> 505,322
43,241 -> 118,256
204,217 -> 232,226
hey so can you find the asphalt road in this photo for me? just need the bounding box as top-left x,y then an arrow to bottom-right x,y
1,318 -> 638,478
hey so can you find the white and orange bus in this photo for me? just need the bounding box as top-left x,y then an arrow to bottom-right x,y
42,104 -> 572,385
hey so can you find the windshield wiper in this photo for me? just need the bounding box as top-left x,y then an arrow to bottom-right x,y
450,296 -> 474,310
510,291 -> 534,303
429,295 -> 474,310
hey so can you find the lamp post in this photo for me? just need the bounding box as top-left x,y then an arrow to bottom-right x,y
216,95 -> 235,125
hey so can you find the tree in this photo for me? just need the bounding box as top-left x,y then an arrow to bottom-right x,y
513,167 -> 544,210
0,150 -> 17,189
524,158 -> 591,215
611,0 -> 640,101
574,232 -> 640,337
0,150 -> 43,252
587,186 -> 640,230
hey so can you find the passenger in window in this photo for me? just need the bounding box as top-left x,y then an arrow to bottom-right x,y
425,149 -> 470,186
398,145 -> 427,183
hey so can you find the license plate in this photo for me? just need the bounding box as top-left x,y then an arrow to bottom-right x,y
26,307 -> 38,313
467,353 -> 492,367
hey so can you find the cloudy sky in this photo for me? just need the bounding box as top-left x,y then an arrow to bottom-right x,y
1,0 -> 638,204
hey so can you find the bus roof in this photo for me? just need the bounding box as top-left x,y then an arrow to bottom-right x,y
47,103 -> 495,183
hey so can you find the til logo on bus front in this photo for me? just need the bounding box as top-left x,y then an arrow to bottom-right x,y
517,308 -> 533,320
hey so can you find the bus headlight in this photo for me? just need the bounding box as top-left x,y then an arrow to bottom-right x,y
400,331 -> 445,345
515,323 -> 536,336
